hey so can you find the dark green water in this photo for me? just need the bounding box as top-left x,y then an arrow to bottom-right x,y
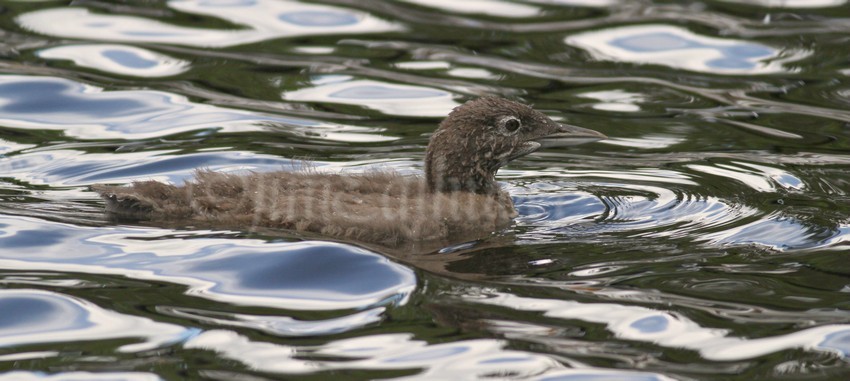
0,0 -> 849,380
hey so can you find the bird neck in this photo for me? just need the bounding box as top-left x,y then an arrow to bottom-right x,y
425,144 -> 501,195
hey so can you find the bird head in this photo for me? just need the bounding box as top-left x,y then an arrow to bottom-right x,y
425,97 -> 606,194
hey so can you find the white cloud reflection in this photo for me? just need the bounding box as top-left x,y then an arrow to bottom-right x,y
566,24 -> 808,74
38,44 -> 190,78
0,75 -> 394,141
186,330 -> 676,379
398,0 -> 541,18
18,0 -> 401,48
0,289 -> 189,353
468,291 -> 850,361
283,78 -> 459,117
717,0 -> 846,7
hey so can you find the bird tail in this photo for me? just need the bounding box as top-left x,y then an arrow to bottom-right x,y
91,181 -> 173,219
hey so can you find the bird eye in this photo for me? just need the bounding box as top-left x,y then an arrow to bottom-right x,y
503,118 -> 521,133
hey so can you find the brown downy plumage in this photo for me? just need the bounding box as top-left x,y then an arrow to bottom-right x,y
93,97 -> 606,248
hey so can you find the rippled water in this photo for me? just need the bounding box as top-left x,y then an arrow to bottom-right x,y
1,0 -> 850,379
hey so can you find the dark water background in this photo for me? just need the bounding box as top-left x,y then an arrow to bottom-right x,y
1,0 -> 850,380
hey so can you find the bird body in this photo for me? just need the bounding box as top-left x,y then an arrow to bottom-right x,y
95,98 -> 606,247
94,169 -> 516,247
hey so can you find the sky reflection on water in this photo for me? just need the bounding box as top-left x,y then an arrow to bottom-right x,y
509,168 -> 848,250
716,0 -> 847,7
18,0 -> 400,48
184,329 -> 674,380
0,372 -> 163,381
37,44 -> 190,78
0,75 -> 309,140
566,24 -> 807,74
0,289 -> 188,352
398,0 -> 542,18
0,215 -> 415,311
160,305 -> 385,336
466,291 -> 850,362
283,76 -> 459,117
0,74 -> 399,143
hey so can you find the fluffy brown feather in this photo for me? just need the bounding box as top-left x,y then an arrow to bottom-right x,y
93,169 -> 517,247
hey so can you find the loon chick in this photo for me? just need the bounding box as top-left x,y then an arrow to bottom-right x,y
93,97 -> 606,247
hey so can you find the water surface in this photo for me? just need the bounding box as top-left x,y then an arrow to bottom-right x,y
1,0 -> 850,379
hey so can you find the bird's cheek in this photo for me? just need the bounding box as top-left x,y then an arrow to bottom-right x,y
490,149 -> 514,166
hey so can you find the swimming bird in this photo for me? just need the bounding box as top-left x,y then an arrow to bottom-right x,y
93,97 -> 606,247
